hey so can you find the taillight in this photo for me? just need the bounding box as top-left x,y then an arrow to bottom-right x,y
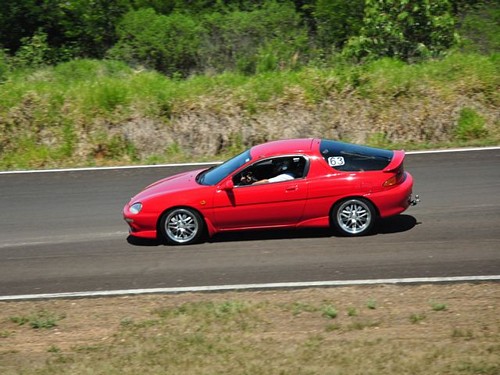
383,175 -> 397,187
383,164 -> 405,187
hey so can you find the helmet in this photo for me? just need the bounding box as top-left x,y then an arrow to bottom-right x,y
275,159 -> 291,172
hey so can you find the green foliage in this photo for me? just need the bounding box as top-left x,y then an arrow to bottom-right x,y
290,302 -> 318,316
430,302 -> 448,311
410,312 -> 427,324
47,345 -> 61,353
53,58 -> 131,82
0,49 -> 9,82
0,330 -> 12,338
92,133 -> 138,162
0,0 -> 132,63
0,0 -> 42,52
457,1 -> 500,54
0,53 -> 498,170
108,8 -> 203,75
455,108 -> 488,141
10,310 -> 65,329
313,0 -> 364,50
56,0 -> 132,58
344,0 -> 458,61
199,1 -> 308,74
13,31 -> 53,68
1,0 -> 497,75
322,305 -> 338,319
366,299 -> 377,310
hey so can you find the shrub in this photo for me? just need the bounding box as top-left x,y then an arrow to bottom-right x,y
108,8 -> 204,76
344,0 -> 457,61
10,310 -> 65,329
13,30 -> 52,68
322,305 -> 338,319
430,302 -> 448,311
458,1 -> 500,54
313,0 -> 364,50
199,1 -> 308,74
455,107 -> 488,141
0,49 -> 9,82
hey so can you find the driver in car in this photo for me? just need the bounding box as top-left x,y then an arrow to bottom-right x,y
253,160 -> 295,185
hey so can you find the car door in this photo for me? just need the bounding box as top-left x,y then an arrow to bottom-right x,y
212,156 -> 308,230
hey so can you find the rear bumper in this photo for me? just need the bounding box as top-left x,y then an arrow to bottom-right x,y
409,194 -> 420,206
369,172 -> 416,218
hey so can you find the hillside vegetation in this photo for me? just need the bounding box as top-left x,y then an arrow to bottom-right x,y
0,1 -> 498,170
0,53 -> 498,170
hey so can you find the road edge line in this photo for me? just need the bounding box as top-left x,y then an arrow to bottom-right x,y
1,146 -> 499,175
1,275 -> 499,301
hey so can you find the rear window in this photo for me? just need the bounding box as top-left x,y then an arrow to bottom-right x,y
319,140 -> 393,171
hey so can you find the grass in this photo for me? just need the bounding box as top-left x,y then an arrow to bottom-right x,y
0,52 -> 498,170
9,310 -> 65,329
430,301 -> 448,312
410,312 -> 427,324
0,283 -> 498,375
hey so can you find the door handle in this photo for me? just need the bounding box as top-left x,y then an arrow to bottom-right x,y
285,185 -> 298,191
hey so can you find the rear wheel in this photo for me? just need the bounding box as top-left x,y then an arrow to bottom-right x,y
160,208 -> 204,245
332,198 -> 376,236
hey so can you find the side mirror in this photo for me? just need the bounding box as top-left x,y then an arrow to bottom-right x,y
219,179 -> 234,191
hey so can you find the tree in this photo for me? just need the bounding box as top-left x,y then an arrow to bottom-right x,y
344,0 -> 458,61
108,8 -> 204,76
54,0 -> 132,58
0,0 -> 43,53
313,0 -> 364,50
0,0 -> 132,64
199,0 -> 308,74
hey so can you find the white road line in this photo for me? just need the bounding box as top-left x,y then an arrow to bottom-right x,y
0,231 -> 129,249
1,275 -> 498,301
0,162 -> 219,175
1,146 -> 499,175
407,146 -> 500,154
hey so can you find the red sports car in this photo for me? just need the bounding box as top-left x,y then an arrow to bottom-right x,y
123,139 -> 419,245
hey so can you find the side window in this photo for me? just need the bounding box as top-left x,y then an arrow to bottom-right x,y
320,140 -> 392,171
233,156 -> 307,186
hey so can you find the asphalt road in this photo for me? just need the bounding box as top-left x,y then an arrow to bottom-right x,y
1,149 -> 499,297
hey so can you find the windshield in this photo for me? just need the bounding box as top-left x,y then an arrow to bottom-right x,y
197,150 -> 252,185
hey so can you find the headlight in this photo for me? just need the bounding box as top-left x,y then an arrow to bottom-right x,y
129,202 -> 143,214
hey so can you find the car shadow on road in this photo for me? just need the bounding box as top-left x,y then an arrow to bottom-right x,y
375,214 -> 419,234
210,214 -> 418,243
127,236 -> 163,246
126,214 -> 418,246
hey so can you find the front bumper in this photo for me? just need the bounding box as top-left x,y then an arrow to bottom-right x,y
123,205 -> 158,239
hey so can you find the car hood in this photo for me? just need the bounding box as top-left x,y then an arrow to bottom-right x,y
130,168 -> 207,202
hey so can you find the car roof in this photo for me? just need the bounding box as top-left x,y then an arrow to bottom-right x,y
250,138 -> 317,159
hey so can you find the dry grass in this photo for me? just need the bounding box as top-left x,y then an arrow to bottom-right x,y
0,283 -> 498,374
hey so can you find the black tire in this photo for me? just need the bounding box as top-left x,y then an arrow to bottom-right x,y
332,198 -> 376,236
160,208 -> 205,245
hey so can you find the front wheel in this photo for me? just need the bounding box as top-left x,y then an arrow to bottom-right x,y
160,208 -> 204,245
332,198 -> 376,236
